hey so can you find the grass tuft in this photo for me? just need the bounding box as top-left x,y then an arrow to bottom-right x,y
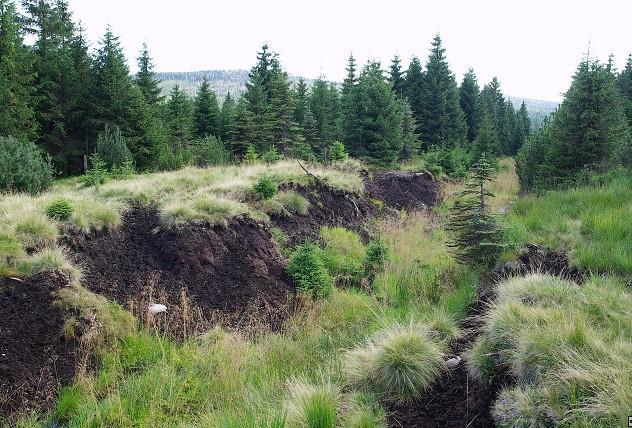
278,190 -> 310,215
468,274 -> 632,426
284,378 -> 339,428
344,323 -> 445,403
18,247 -> 82,284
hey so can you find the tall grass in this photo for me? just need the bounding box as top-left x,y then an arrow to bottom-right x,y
505,174 -> 632,274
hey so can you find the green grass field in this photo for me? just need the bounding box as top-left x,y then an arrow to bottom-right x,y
505,173 -> 632,275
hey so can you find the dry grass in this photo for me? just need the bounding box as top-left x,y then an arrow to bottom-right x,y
0,160 -> 363,278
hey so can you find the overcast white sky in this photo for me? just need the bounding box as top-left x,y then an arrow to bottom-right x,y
66,0 -> 632,102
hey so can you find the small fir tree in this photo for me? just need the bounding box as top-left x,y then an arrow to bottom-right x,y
447,153 -> 503,267
244,144 -> 259,164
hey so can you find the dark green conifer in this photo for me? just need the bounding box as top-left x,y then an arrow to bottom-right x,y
193,77 -> 220,138
389,54 -> 406,96
459,68 -> 481,143
447,153 -> 503,267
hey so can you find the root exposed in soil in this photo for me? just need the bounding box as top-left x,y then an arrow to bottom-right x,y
67,206 -> 294,336
0,272 -> 78,419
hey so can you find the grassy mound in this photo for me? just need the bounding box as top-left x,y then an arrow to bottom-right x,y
467,274 -> 632,427
505,174 -> 632,274
343,323 -> 446,403
0,160 -> 362,279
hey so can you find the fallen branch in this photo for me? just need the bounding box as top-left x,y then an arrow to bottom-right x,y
297,160 -> 323,184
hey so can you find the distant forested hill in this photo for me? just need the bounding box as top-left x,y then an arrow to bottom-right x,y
157,70 -> 559,128
156,70 -> 315,101
508,96 -> 559,129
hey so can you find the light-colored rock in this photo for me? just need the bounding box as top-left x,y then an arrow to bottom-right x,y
149,303 -> 167,314
446,356 -> 462,369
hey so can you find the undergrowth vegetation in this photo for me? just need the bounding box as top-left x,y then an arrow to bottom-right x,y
504,172 -> 632,274
468,274 -> 632,427
14,180 -> 485,427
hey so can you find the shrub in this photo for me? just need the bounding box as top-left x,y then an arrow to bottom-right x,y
284,379 -> 338,428
82,153 -> 110,188
288,141 -> 317,162
328,141 -> 348,162
244,144 -> 259,164
45,199 -> 74,221
261,144 -> 284,165
253,175 -> 278,200
277,191 -> 309,215
95,125 -> 133,169
191,136 -> 229,166
363,238 -> 389,278
0,136 -> 53,194
343,323 -> 445,403
111,158 -> 135,179
287,242 -> 333,299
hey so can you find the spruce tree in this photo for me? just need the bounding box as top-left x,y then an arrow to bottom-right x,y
310,79 -> 339,146
267,54 -> 298,150
510,102 -> 531,155
546,60 -> 628,183
219,92 -> 235,142
293,78 -> 309,125
471,110 -> 500,163
388,54 -> 406,96
193,77 -> 220,138
340,53 -> 359,152
91,27 -> 136,133
518,59 -> 630,190
301,106 -> 321,154
447,153 -> 503,267
95,124 -> 133,169
354,62 -> 403,165
618,54 -> 632,126
136,43 -> 163,105
418,34 -> 467,149
230,95 -> 255,156
399,98 -> 421,160
404,56 -> 424,122
0,0 -> 37,140
459,68 -> 481,143
166,84 -> 193,156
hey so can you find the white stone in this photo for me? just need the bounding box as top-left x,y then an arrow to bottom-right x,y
446,356 -> 462,369
149,303 -> 167,314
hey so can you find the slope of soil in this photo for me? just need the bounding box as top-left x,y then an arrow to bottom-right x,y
364,171 -> 439,210
273,172 -> 440,246
67,206 -> 294,334
272,182 -> 378,245
495,243 -> 586,282
0,272 -> 77,419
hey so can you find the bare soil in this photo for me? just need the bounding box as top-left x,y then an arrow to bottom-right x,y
273,171 -> 440,246
0,272 -> 78,419
66,206 -> 295,334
